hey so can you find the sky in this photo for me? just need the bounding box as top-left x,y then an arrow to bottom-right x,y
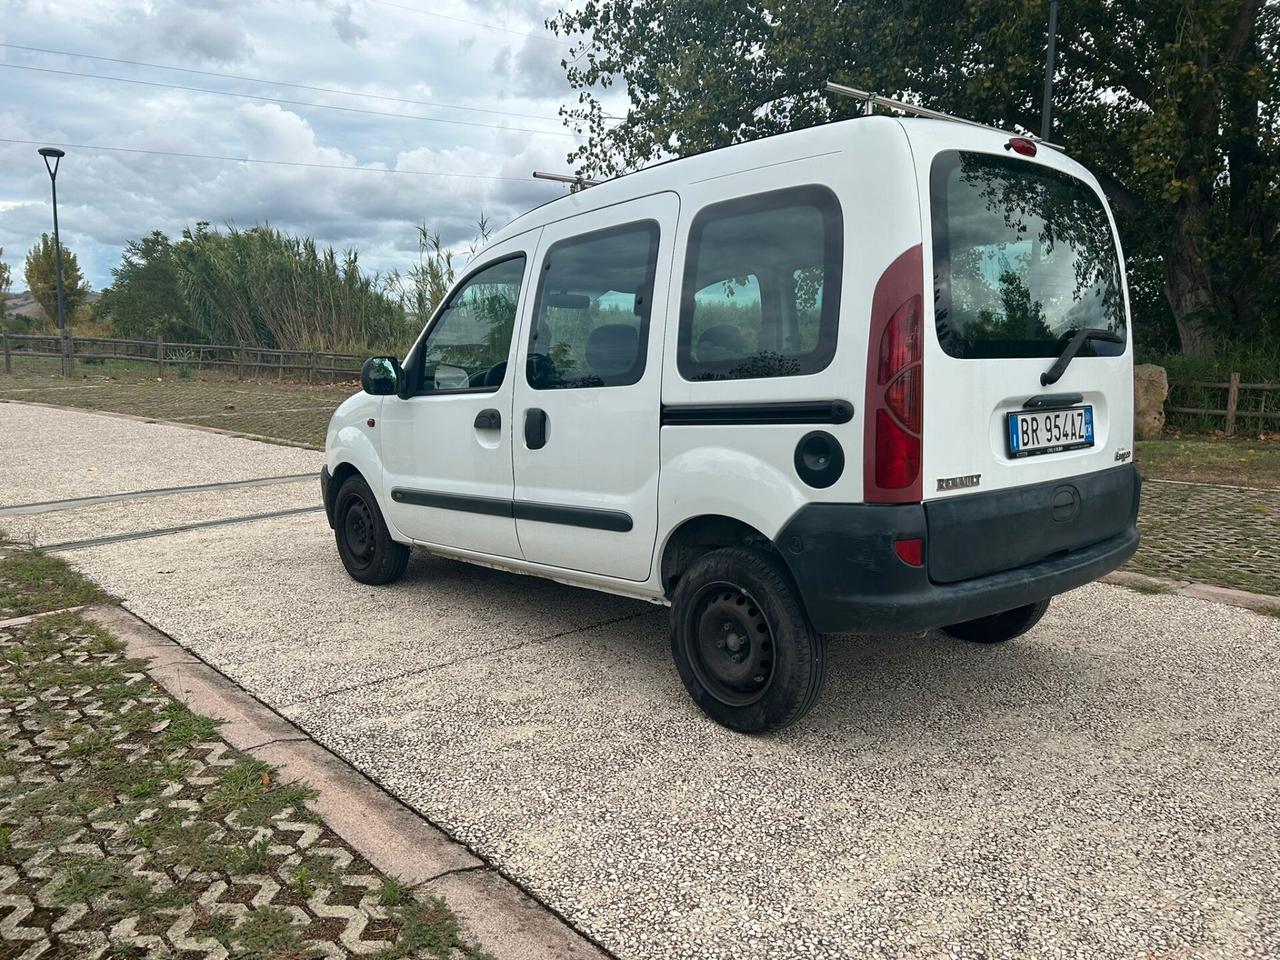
0,0 -> 616,290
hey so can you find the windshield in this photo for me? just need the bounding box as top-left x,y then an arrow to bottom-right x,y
930,150 -> 1126,360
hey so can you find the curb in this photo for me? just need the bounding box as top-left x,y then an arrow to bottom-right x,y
1101,571 -> 1278,611
85,603 -> 614,960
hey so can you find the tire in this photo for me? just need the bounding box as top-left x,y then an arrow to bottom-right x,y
333,474 -> 410,585
670,547 -> 825,734
942,597 -> 1051,644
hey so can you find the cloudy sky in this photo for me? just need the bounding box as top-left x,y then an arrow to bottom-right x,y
0,0 -> 614,290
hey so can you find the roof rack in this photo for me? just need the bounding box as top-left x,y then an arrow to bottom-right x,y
825,82 -> 1063,151
532,170 -> 601,190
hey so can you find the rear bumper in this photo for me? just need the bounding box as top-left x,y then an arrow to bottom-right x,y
776,466 -> 1141,634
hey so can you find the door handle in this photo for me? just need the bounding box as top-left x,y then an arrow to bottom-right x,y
524,408 -> 548,449
474,408 -> 501,430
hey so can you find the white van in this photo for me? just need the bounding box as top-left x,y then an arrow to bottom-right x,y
322,115 -> 1140,733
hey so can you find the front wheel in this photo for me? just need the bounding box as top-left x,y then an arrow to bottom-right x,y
333,474 -> 410,585
670,547 -> 825,734
942,598 -> 1051,644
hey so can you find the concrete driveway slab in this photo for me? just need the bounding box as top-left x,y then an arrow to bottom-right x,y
277,585 -> 1280,960
66,512 -> 654,706
0,401 -> 321,506
0,478 -> 317,547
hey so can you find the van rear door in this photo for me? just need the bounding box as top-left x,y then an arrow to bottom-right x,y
917,142 -> 1137,583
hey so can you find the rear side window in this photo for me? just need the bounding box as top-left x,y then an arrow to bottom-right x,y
527,221 -> 659,390
931,151 -> 1126,360
678,186 -> 842,382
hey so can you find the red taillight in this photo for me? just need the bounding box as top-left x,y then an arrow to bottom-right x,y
893,537 -> 924,567
875,409 -> 921,490
884,366 -> 921,433
1006,137 -> 1037,157
864,246 -> 924,503
877,296 -> 921,384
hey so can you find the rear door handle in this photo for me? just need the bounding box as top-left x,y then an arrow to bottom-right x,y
524,408 -> 548,449
474,408 -> 501,430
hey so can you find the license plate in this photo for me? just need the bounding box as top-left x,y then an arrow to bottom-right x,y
1006,405 -> 1094,458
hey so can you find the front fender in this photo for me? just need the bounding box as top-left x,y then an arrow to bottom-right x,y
325,392 -> 387,511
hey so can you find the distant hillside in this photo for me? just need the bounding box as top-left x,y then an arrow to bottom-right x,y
1,289 -> 100,322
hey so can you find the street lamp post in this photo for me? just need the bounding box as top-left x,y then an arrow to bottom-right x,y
1041,0 -> 1060,141
38,146 -> 71,377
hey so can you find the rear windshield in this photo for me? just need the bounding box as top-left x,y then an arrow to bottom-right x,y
930,150 -> 1125,360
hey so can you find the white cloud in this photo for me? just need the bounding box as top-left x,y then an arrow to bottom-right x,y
0,0 -> 583,289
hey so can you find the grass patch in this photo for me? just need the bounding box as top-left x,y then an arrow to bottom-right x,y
1136,437 -> 1280,489
1125,579 -> 1174,595
1258,605 -> 1280,619
0,551 -> 113,617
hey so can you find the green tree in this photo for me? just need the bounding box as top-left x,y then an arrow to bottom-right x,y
24,233 -> 90,326
94,231 -> 196,340
549,0 -> 1280,356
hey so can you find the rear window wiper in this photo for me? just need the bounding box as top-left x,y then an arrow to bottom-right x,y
1040,327 -> 1125,386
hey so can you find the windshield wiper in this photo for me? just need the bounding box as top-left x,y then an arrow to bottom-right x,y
1040,327 -> 1125,386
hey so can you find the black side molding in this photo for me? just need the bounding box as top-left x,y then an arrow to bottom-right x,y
513,501 -> 632,532
389,488 -> 632,532
391,488 -> 512,517
661,400 -> 853,426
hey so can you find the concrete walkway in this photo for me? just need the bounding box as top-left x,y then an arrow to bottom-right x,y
4,402 -> 1279,960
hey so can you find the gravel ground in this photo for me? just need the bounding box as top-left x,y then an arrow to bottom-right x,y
0,401 -> 321,507
12,404 -> 1280,959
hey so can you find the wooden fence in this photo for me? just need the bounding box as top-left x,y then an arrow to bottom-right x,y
1167,373 -> 1279,437
0,333 -> 364,384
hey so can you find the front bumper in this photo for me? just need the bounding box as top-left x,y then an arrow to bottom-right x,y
320,466 -> 336,528
776,466 -> 1141,634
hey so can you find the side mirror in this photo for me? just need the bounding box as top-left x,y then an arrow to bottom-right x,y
361,356 -> 403,395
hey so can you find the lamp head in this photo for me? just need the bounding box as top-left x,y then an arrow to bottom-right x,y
37,147 -> 66,159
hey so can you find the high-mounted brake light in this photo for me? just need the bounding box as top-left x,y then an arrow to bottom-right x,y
1005,137 -> 1038,158
864,247 -> 924,503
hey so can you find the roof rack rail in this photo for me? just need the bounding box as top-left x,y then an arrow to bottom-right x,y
532,170 -> 601,190
825,82 -> 1063,151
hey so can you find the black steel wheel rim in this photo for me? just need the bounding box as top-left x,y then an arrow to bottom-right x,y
686,581 -> 775,707
341,495 -> 376,568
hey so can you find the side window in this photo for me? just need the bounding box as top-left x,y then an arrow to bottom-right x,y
527,221 -> 659,390
417,256 -> 525,393
678,186 -> 843,381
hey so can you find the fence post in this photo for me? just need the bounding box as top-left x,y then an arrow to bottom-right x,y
308,350 -> 316,384
237,346 -> 245,381
278,351 -> 285,381
2,333 -> 9,375
1225,371 -> 1241,438
157,337 -> 165,378
61,331 -> 75,378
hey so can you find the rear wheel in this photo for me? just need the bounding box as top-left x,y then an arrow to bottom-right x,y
942,598 -> 1051,644
670,548 -> 825,733
334,474 -> 410,585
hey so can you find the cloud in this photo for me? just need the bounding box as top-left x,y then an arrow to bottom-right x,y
0,0 -> 582,289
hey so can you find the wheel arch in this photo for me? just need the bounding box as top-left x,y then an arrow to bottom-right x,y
659,514 -> 784,599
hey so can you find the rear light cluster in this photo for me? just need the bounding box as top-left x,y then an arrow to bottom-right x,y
864,246 -> 924,503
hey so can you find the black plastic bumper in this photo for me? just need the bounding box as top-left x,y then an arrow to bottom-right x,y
775,466 -> 1141,634
320,466 -> 335,528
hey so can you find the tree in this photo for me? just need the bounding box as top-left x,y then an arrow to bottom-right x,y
24,233 -> 90,326
0,249 -> 10,327
94,231 -> 196,340
548,1 -> 1280,356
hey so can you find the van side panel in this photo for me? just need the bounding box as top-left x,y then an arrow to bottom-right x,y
656,119 -> 922,550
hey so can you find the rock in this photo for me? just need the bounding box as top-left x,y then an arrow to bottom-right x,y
1134,364 -> 1169,440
